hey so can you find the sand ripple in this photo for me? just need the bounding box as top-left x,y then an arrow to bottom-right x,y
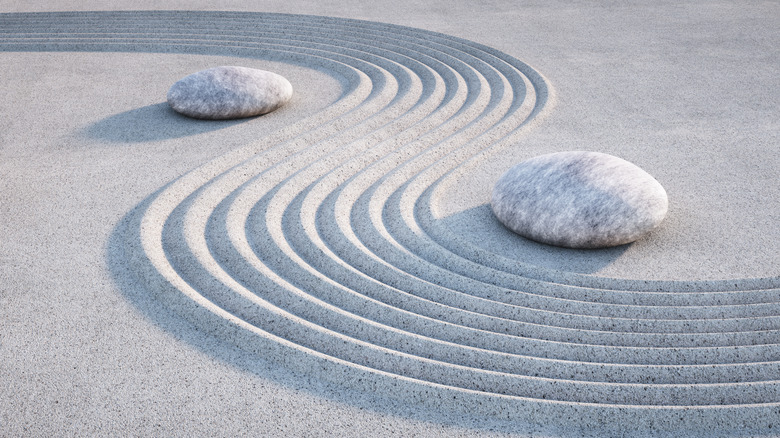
4,11 -> 778,432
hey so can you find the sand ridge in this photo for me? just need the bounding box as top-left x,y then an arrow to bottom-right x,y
2,7 -> 779,437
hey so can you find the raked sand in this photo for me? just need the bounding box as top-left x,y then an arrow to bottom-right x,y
1,2 -> 778,437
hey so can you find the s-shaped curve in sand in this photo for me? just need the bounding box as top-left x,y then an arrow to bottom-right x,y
2,11 -> 777,435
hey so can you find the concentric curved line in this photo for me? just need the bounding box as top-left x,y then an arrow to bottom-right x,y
4,11 -> 778,432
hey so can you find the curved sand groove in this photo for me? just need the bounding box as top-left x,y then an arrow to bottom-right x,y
4,11 -> 778,432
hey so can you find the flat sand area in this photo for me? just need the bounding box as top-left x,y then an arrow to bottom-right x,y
2,2 -> 778,436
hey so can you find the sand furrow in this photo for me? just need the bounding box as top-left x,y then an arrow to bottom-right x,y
6,10 -> 778,429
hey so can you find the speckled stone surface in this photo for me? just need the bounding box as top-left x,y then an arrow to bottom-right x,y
491,151 -> 668,248
167,66 -> 293,119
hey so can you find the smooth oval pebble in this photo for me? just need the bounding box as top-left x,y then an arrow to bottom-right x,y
491,151 -> 669,249
167,66 -> 293,119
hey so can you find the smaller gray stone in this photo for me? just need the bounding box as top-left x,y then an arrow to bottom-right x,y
167,66 -> 293,120
491,151 -> 668,249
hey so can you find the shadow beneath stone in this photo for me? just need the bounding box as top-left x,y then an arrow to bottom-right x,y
436,204 -> 629,275
82,103 -> 250,143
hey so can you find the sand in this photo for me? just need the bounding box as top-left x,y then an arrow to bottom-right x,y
1,2 -> 778,437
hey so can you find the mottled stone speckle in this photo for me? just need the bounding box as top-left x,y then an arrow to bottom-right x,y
167,66 -> 293,119
491,151 -> 668,248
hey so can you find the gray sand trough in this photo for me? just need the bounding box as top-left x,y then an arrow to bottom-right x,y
1,3 -> 778,437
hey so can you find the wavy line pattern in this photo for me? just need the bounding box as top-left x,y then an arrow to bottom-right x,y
3,11 -> 778,431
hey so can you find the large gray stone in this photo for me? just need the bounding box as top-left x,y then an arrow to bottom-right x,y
491,151 -> 668,249
167,66 -> 293,119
